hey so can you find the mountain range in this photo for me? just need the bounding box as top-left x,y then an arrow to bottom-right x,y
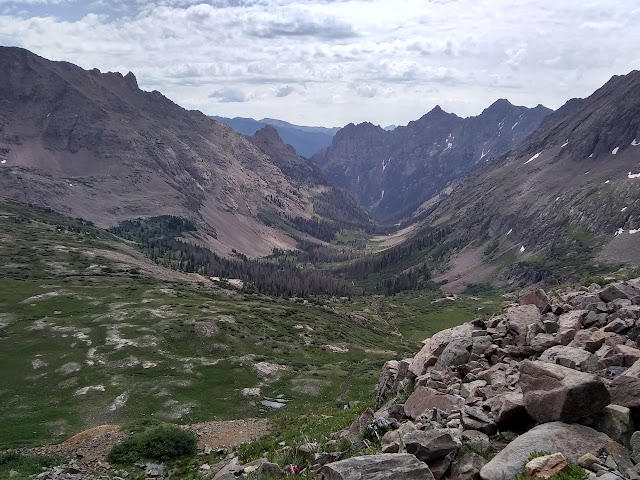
210,115 -> 339,158
311,100 -> 552,221
0,47 -> 365,258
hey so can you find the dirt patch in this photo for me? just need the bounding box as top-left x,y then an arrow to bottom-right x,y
433,244 -> 498,293
371,223 -> 417,249
185,418 -> 272,449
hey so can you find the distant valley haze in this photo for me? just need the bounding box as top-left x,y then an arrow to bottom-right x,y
1,0 -> 639,127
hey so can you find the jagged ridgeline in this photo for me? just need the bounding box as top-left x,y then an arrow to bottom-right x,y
108,216 -> 350,297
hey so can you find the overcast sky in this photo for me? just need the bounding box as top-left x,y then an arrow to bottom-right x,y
1,0 -> 639,127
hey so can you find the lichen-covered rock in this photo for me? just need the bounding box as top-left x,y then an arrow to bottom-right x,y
319,454 -> 435,480
402,429 -> 461,463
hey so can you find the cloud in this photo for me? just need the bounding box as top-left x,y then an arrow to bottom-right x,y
276,85 -> 294,97
209,87 -> 250,102
0,0 -> 639,127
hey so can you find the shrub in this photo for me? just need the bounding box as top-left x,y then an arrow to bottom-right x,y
513,451 -> 587,480
107,424 -> 197,464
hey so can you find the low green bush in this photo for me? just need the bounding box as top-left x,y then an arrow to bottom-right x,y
513,451 -> 587,480
107,424 -> 197,464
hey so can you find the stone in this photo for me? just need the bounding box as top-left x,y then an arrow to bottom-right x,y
480,422 -> 613,480
462,405 -> 497,435
462,430 -> 492,454
525,453 -> 569,479
410,324 -> 475,376
346,408 -> 374,438
605,318 -> 629,334
631,431 -> 640,453
538,345 -> 599,372
375,360 -> 399,407
519,360 -> 611,423
520,288 -> 552,314
435,337 -> 473,369
450,452 -> 487,480
506,305 -> 542,346
319,453 -> 435,480
592,405 -> 634,448
486,391 -> 527,425
531,333 -> 560,351
430,452 -> 455,480
256,462 -> 282,475
461,380 -> 488,398
557,311 -> 586,345
577,453 -> 599,468
403,387 -> 464,420
600,283 -> 640,303
608,375 -> 640,408
403,429 -> 461,463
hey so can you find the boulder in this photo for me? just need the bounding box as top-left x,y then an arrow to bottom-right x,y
592,404 -> 634,448
525,453 -> 569,479
346,408 -> 374,438
519,360 -> 610,423
505,305 -> 542,345
538,345 -> 598,372
600,283 -> 640,303
410,324 -> 475,376
520,288 -> 552,314
375,360 -> 399,407
319,454 -> 435,480
530,333 -> 559,351
486,391 -> 527,425
403,429 -> 461,463
403,387 -> 464,420
434,337 -> 473,369
556,311 -> 586,345
480,422 -> 613,480
462,430 -> 492,454
461,405 -> 497,435
607,375 -> 640,408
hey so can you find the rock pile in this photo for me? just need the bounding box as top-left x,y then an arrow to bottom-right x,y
321,279 -> 640,480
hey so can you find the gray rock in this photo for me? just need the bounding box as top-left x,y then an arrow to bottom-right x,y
592,404 -> 633,448
403,429 -> 461,463
519,360 -> 611,423
605,318 -> 629,334
519,288 -> 551,314
462,430 -> 492,454
346,408 -> 374,438
530,333 -> 559,350
319,453 -> 435,480
462,405 -> 497,435
505,305 -> 542,346
608,375 -> 640,408
557,310 -> 586,345
404,387 -> 464,420
631,431 -> 640,453
435,337 -> 473,369
485,391 -> 527,425
409,324 -> 476,376
538,345 -> 599,372
375,360 -> 399,407
479,422 -> 613,480
600,283 -> 640,303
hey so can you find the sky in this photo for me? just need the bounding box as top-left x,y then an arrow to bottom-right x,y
1,1 -> 639,128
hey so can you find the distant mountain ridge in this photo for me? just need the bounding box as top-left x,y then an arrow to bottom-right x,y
311,100 -> 552,221
210,115 -> 339,158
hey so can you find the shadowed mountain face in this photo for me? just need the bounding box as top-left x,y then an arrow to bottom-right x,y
417,70 -> 640,291
211,116 -> 339,158
311,101 -> 551,221
0,47 -> 363,257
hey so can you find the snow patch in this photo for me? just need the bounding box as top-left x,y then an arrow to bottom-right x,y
605,180 -> 610,184
524,152 -> 542,165
632,139 -> 639,147
561,141 -> 569,148
629,172 -> 640,179
511,121 -> 519,130
555,197 -> 561,202
480,149 -> 490,161
507,229 -> 513,236
589,153 -> 594,158
612,147 -> 619,155
615,228 -> 625,237
520,246 -> 526,253
69,183 -> 74,187
622,207 -> 628,212
382,157 -> 391,172
380,189 -> 385,199
630,229 -> 640,235
0,160 -> 6,164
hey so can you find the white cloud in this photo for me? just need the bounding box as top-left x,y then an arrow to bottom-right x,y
0,0 -> 639,127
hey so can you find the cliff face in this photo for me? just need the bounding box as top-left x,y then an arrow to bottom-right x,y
311,101 -> 551,220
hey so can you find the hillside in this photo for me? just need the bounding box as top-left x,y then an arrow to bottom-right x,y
311,100 -> 551,221
0,47 -> 363,258
211,116 -> 339,158
410,70 -> 640,291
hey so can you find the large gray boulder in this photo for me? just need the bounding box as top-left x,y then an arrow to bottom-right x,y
409,324 -> 475,376
505,305 -> 542,345
403,429 -> 461,463
538,345 -> 598,372
319,454 -> 435,480
556,310 -> 586,345
434,337 -> 472,370
600,283 -> 640,303
403,387 -> 464,420
519,288 -> 552,314
608,375 -> 640,408
480,422 -> 613,480
519,360 -> 610,423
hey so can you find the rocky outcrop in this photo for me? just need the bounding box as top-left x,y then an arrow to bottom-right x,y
333,279 -> 640,480
319,453 -> 435,480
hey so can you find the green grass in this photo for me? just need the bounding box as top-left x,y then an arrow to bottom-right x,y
0,452 -> 64,480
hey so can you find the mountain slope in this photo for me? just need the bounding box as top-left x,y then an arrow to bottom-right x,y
211,115 -> 339,158
0,47 -> 360,257
311,101 -> 551,221
416,70 -> 640,290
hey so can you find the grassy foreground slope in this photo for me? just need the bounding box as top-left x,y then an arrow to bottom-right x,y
0,200 -> 502,449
